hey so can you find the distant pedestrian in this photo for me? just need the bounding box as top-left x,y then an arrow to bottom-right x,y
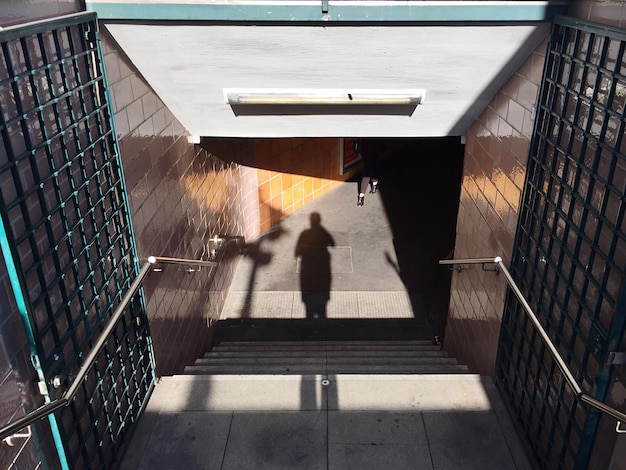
355,138 -> 379,206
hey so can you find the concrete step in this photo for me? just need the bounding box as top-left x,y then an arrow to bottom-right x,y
195,356 -> 456,365
193,339 -> 465,375
214,340 -> 435,347
184,364 -> 469,375
205,350 -> 448,359
214,318 -> 437,342
197,338 -> 470,380
211,340 -> 441,353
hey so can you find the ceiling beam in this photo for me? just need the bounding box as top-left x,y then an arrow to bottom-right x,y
86,1 -> 569,22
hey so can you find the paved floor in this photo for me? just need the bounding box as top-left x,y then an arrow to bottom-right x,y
225,138 -> 464,337
118,374 -> 532,470
222,291 -> 427,320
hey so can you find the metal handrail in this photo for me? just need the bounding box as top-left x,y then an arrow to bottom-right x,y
1,256 -> 216,443
440,256 -> 626,432
148,256 -> 217,268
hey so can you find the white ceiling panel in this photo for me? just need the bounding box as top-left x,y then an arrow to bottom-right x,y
105,23 -> 549,137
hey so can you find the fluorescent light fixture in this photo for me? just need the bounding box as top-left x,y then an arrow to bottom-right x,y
223,88 -> 426,106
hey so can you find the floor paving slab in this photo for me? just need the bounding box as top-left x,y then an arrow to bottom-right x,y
221,411 -> 328,470
125,411 -> 232,470
154,375 -> 326,412
327,374 -> 493,411
423,410 -> 519,469
328,411 -> 432,470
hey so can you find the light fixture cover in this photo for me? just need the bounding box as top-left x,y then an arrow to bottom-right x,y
223,88 -> 426,106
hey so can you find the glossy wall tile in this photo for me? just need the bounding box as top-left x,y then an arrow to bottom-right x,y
443,39 -> 547,376
0,0 -> 81,27
101,31 -> 258,376
255,138 -> 347,232
100,32 -> 349,374
570,0 -> 626,29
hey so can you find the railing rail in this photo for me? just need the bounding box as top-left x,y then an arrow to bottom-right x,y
440,256 -> 626,433
1,256 -> 216,443
148,255 -> 218,268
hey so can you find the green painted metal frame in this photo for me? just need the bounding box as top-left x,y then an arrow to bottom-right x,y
496,15 -> 626,470
0,12 -> 155,469
85,0 -> 569,22
0,216 -> 68,467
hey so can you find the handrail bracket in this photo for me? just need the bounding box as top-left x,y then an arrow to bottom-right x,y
439,257 -> 499,274
607,351 -> 626,365
3,425 -> 31,447
482,263 -> 500,274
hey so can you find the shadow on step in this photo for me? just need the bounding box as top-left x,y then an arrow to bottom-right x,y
215,318 -> 437,343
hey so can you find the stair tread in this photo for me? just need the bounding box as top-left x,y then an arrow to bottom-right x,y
212,344 -> 441,352
205,351 -> 448,358
195,357 -> 457,365
215,340 -> 435,347
184,364 -> 469,374
192,339 -> 466,377
188,367 -> 465,373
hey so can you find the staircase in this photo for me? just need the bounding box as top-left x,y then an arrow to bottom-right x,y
184,340 -> 469,375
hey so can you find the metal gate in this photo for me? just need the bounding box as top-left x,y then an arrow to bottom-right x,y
496,17 -> 626,469
0,13 -> 155,468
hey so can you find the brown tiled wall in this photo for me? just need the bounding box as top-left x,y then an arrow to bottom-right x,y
445,1 -> 626,381
443,40 -> 546,376
255,138 -> 347,232
570,0 -> 626,29
103,35 -> 351,375
102,32 -> 259,375
0,0 -> 80,27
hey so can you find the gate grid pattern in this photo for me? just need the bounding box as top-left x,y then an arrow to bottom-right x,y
496,17 -> 626,469
0,13 -> 155,468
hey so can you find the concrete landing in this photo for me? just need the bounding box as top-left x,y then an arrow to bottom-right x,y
118,374 -> 531,470
221,291 -> 429,320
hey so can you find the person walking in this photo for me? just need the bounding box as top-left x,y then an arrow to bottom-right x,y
355,138 -> 379,206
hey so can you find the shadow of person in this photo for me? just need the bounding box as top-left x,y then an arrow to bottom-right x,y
295,212 -> 335,318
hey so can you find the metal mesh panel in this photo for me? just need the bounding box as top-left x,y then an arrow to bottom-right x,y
0,13 -> 155,468
496,18 -> 626,469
